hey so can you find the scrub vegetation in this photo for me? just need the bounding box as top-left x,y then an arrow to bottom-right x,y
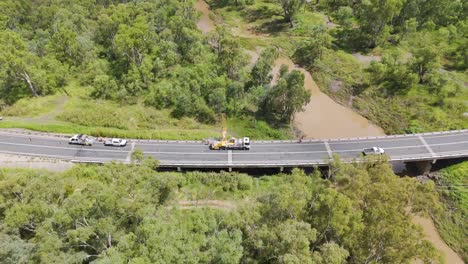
0,0 -> 308,139
208,0 -> 467,134
0,0 -> 466,262
434,162 -> 468,262
0,158 -> 447,263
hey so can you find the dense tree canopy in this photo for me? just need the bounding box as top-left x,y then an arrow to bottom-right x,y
0,0 -> 308,126
0,158 -> 444,263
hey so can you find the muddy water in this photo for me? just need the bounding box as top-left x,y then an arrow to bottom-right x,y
194,0 -> 215,34
271,57 -> 385,139
412,215 -> 464,264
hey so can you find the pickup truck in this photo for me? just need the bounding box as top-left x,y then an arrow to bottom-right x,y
104,138 -> 127,147
362,147 -> 385,155
69,134 -> 94,146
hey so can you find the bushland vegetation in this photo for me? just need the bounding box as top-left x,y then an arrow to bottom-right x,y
0,0 -> 310,138
0,157 -> 448,263
211,0 -> 467,134
434,162 -> 468,262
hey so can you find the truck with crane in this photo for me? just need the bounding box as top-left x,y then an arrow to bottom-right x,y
209,114 -> 251,150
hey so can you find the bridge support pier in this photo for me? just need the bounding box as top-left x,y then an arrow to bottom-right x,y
177,167 -> 182,172
279,166 -> 284,173
229,167 -> 232,172
405,160 -> 435,175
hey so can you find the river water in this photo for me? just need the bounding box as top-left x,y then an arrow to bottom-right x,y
194,1 -> 384,139
270,57 -> 385,139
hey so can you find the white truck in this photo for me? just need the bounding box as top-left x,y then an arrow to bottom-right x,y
362,147 -> 385,155
210,137 -> 250,150
69,134 -> 94,146
104,138 -> 127,147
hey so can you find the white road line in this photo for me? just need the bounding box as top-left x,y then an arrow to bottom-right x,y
418,135 -> 436,157
1,132 -> 466,148
126,142 -> 136,163
0,139 -> 467,157
125,140 -> 468,155
324,141 -> 333,159
419,133 -> 468,139
135,142 -> 204,147
146,151 -> 227,155
0,141 -> 129,153
228,150 -> 232,165
0,150 -> 124,161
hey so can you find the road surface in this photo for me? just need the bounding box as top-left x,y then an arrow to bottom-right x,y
0,130 -> 467,168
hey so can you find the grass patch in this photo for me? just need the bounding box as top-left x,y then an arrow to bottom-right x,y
0,95 -> 290,140
228,117 -> 291,140
0,95 -> 61,117
313,49 -> 364,102
0,119 -> 218,140
434,162 -> 468,262
176,171 -> 285,201
206,0 -> 325,52
57,98 -> 210,131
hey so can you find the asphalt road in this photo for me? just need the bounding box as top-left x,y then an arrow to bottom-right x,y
0,130 -> 467,168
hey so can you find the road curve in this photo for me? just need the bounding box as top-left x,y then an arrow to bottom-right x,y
0,130 -> 467,168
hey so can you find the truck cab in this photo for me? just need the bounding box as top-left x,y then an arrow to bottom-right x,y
242,137 -> 250,150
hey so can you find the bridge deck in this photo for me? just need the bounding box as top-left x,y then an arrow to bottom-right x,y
0,130 -> 467,168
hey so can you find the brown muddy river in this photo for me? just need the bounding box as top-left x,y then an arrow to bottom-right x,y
270,57 -> 385,139
194,1 -> 384,139
412,215 -> 464,264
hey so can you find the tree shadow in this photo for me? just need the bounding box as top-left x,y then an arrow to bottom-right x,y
241,5 -> 281,23
238,5 -> 290,36
207,0 -> 233,9
255,19 -> 290,36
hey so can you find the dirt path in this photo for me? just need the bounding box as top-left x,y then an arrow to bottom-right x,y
176,200 -> 237,210
271,57 -> 385,138
0,153 -> 73,172
412,215 -> 464,264
195,0 -> 215,34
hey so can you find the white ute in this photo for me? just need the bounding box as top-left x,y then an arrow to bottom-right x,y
104,138 -> 127,147
362,147 -> 385,155
69,134 -> 94,146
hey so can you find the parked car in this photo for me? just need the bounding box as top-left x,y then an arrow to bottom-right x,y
104,138 -> 127,147
69,134 -> 93,146
362,147 -> 385,155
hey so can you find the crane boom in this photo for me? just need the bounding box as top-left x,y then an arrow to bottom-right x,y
208,113 -> 250,150
221,113 -> 227,141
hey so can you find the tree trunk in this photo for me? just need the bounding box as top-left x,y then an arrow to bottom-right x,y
21,71 -> 39,97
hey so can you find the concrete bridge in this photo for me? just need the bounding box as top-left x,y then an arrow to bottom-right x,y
0,129 -> 467,173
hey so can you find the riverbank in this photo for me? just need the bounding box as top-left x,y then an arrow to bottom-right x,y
195,0 -> 384,139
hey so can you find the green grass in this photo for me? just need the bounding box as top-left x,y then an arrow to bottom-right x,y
0,95 -> 290,140
433,162 -> 468,262
206,0 -> 325,52
228,117 -> 292,140
0,119 -> 219,140
0,95 -> 61,117
176,171 -> 285,201
313,49 -> 364,102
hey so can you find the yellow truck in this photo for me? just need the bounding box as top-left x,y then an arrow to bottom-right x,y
209,137 -> 251,150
